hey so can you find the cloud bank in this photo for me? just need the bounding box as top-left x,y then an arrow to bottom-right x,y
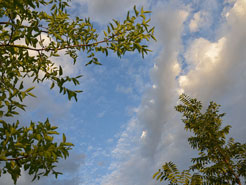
101,0 -> 246,184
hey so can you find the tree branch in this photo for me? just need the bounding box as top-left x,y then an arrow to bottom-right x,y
0,22 -> 10,24
0,155 -> 29,161
217,147 -> 242,185
0,38 -> 114,52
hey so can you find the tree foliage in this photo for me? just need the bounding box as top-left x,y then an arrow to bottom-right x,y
0,0 -> 156,183
153,94 -> 246,185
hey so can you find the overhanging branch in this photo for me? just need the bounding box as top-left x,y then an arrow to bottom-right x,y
0,38 -> 113,52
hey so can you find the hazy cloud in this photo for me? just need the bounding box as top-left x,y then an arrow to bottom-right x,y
101,2 -> 190,185
76,0 -> 149,22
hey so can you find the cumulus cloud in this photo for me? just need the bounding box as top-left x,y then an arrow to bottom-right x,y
189,12 -> 201,32
181,0 -> 246,100
180,0 -> 246,140
179,37 -> 227,99
189,11 -> 211,32
100,0 -> 246,184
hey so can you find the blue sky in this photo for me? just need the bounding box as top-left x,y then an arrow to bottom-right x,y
1,0 -> 246,184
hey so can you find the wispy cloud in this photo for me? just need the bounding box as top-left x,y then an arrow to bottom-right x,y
101,2 -> 190,185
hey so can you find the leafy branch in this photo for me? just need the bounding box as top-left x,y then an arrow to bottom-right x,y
0,34 -> 118,52
0,0 -> 156,183
153,94 -> 246,185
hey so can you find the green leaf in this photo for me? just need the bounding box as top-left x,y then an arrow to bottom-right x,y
47,131 -> 59,135
64,142 -> 74,146
62,133 -> 66,143
14,143 -> 23,147
0,155 -> 7,161
153,171 -> 160,179
59,66 -> 63,76
19,82 -> 24,90
50,82 -> 55,89
25,87 -> 35,92
27,92 -> 37,97
134,5 -> 139,16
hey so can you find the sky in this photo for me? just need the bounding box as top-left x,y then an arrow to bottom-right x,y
1,0 -> 246,184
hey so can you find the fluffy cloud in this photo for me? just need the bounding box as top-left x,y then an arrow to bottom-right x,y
189,11 -> 212,32
100,0 -> 246,184
179,37 -> 226,99
180,0 -> 246,140
189,12 -> 201,32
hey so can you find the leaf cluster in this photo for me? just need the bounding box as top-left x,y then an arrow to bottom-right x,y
153,94 -> 246,185
0,0 -> 156,183
0,119 -> 73,184
0,0 -> 156,118
153,162 -> 192,185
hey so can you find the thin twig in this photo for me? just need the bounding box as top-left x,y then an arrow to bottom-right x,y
0,155 -> 29,161
8,13 -> 15,45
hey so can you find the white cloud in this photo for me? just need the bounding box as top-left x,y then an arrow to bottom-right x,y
179,37 -> 226,98
101,2 -> 190,185
179,0 -> 246,102
179,0 -> 246,140
140,130 -> 147,140
189,12 -> 201,32
230,0 -> 246,17
189,11 -> 212,32
100,0 -> 246,184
